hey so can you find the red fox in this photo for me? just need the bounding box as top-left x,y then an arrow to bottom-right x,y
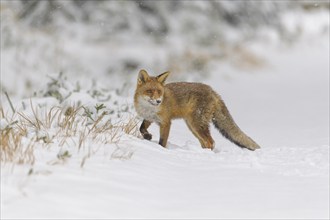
134,69 -> 260,151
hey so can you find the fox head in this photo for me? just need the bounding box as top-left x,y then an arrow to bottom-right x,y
136,69 -> 170,106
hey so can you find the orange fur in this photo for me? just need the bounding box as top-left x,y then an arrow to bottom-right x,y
134,69 -> 260,151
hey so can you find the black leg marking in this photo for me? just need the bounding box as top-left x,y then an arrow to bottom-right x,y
140,120 -> 152,140
159,138 -> 164,147
143,133 -> 152,140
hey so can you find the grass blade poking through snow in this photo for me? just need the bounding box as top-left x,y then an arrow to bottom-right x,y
0,102 -> 139,166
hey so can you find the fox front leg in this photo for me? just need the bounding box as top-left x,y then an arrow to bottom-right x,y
140,120 -> 152,140
159,121 -> 171,147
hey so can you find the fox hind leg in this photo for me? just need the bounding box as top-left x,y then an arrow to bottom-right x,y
185,119 -> 214,150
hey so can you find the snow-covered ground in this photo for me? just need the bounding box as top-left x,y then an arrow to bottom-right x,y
1,3 -> 329,218
1,36 -> 329,219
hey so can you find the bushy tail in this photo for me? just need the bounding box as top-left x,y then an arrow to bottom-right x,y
212,100 -> 260,151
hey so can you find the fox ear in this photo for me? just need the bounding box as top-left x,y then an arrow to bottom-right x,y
138,69 -> 150,85
156,71 -> 170,84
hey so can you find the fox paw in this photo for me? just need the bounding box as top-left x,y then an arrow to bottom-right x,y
143,133 -> 152,140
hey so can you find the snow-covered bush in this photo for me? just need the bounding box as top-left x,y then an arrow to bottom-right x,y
1,1 -> 329,99
0,72 -> 139,165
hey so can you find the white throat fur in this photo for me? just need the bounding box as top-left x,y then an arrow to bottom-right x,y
136,96 -> 162,123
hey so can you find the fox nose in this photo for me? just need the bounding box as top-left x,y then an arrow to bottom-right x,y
156,99 -> 162,104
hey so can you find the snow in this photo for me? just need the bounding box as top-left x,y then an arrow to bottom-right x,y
2,37 -> 329,218
1,4 -> 329,220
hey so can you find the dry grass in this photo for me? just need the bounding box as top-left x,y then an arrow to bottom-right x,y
0,122 -> 35,165
0,103 -> 140,165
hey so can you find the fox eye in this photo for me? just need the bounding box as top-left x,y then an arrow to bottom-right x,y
157,90 -> 161,94
146,89 -> 153,94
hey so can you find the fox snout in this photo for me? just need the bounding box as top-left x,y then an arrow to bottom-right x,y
148,98 -> 162,106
